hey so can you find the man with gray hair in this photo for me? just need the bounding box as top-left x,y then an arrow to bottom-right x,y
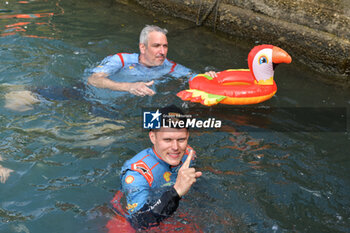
88,25 -> 216,97
88,25 -> 191,96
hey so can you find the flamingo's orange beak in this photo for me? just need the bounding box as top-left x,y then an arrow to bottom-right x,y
272,46 -> 292,64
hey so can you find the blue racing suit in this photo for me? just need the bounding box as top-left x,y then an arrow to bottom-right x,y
92,53 -> 193,81
120,146 -> 195,229
86,53 -> 194,101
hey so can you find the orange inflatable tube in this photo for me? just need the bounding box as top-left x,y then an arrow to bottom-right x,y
177,45 -> 292,106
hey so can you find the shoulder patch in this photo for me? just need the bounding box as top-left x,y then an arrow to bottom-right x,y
125,175 -> 134,184
131,161 -> 154,186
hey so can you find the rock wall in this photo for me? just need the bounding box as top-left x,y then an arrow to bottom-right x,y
119,0 -> 350,81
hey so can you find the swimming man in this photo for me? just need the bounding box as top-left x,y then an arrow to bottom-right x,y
120,105 -> 202,229
87,25 -> 216,97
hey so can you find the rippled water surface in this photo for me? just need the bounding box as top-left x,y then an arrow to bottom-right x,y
0,0 -> 349,232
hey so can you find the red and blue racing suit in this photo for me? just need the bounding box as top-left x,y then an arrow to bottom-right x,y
87,53 -> 193,100
92,53 -> 193,81
120,146 -> 195,229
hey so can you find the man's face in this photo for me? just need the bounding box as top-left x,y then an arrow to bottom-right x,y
139,31 -> 168,67
149,127 -> 189,166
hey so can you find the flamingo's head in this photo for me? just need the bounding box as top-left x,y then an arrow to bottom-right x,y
248,45 -> 292,84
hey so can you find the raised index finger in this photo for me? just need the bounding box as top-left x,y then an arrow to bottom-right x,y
181,149 -> 193,169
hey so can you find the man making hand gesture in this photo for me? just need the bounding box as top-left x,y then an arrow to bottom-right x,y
119,105 -> 202,230
174,149 -> 202,197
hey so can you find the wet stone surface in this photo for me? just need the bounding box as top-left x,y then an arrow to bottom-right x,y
129,0 -> 350,82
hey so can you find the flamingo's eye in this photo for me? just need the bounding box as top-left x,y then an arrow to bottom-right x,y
258,55 -> 268,64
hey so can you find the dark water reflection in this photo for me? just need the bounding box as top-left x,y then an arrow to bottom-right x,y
0,0 -> 349,232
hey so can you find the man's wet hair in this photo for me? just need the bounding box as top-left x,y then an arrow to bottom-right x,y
139,25 -> 168,46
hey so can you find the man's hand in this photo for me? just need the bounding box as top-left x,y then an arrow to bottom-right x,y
204,71 -> 217,78
128,81 -> 155,96
173,150 -> 202,197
